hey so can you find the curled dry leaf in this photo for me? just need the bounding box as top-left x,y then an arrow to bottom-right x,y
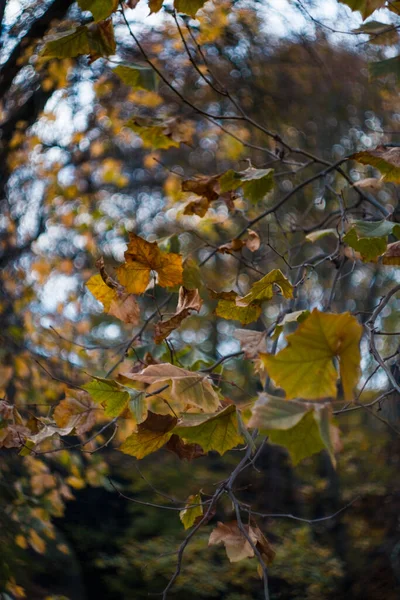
120,411 -> 178,459
382,241 -> 400,264
154,286 -> 202,344
209,521 -> 275,565
217,239 -> 245,254
245,229 -> 260,252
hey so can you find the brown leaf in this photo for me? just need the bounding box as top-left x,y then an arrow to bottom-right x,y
209,521 -> 258,563
182,175 -> 220,202
353,177 -> 383,193
382,241 -> 400,265
139,411 -> 178,433
245,229 -> 260,252
209,521 -> 275,565
117,233 -> 183,294
125,0 -> 140,6
154,287 -> 202,343
183,197 -> 210,217
0,424 -> 30,449
217,239 -> 246,254
234,329 -> 267,358
108,290 -> 140,324
165,434 -> 205,460
54,389 -> 97,436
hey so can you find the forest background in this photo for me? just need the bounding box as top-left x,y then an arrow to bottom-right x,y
3,0 -> 400,598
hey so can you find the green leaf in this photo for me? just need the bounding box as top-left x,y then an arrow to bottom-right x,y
174,0 -> 207,17
83,377 -> 130,417
120,412 -> 177,459
219,166 -> 274,203
352,146 -> 400,182
236,269 -> 293,306
211,290 -> 262,325
78,0 -> 118,21
128,392 -> 148,425
354,21 -> 399,45
42,27 -> 90,58
263,407 -> 336,466
369,55 -> 400,80
343,220 -> 400,261
343,228 -> 387,261
174,405 -> 244,455
248,394 -> 309,430
179,493 -> 203,529
114,64 -> 157,91
88,19 -> 116,59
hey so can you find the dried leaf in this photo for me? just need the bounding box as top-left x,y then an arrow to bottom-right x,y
234,329 -> 267,358
154,287 -> 202,343
117,233 -> 183,294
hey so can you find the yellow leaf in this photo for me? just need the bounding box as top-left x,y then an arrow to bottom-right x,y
117,233 -> 183,294
29,529 -> 46,554
86,274 -> 116,311
261,309 -> 362,401
174,405 -> 243,455
179,493 -> 203,529
120,411 -> 177,459
236,269 -> 293,306
210,290 -> 262,325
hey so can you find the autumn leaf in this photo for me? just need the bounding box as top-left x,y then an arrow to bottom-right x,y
271,310 -> 310,340
245,229 -> 261,252
343,220 -> 400,262
117,233 -> 183,294
210,289 -> 262,325
174,0 -> 207,17
249,394 -> 336,465
208,521 -> 273,564
86,273 -> 140,324
234,329 -> 267,359
219,165 -> 274,203
382,241 -> 400,264
305,229 -> 338,243
127,116 -> 193,149
78,0 -> 118,22
174,405 -> 244,455
54,389 -> 97,435
118,363 -> 220,414
154,287 -> 202,343
42,27 -> 91,58
114,64 -> 157,91
165,434 -> 205,460
352,146 -> 400,182
261,309 -> 362,401
353,21 -> 399,46
120,411 -> 177,459
236,270 -> 293,306
83,377 -> 130,417
179,492 -> 203,529
339,0 -> 386,20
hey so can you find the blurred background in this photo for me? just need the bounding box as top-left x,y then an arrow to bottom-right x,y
2,0 -> 400,598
